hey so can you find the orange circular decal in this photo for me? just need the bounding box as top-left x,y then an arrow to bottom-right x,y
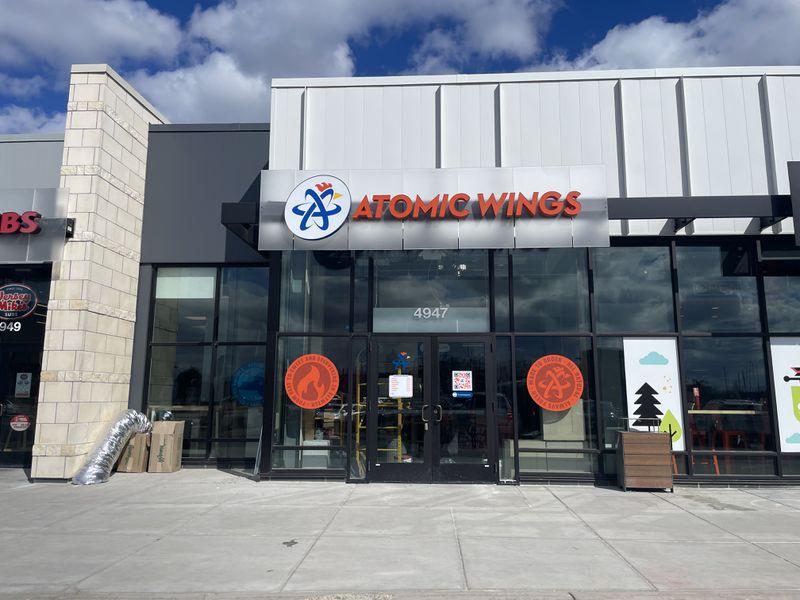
285,354 -> 339,410
527,355 -> 584,412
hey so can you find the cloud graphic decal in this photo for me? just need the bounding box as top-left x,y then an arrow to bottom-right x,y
639,351 -> 669,366
786,433 -> 800,444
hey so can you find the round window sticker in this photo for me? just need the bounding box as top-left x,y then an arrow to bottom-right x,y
0,283 -> 38,321
10,415 -> 31,432
231,362 -> 264,407
284,175 -> 351,240
527,355 -> 584,412
284,354 -> 340,410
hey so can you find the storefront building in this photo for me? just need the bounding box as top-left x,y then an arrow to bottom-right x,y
128,66 -> 800,485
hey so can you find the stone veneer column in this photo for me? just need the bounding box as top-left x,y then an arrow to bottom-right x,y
32,64 -> 167,479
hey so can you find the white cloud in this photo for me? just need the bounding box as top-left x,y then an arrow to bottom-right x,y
129,52 -> 269,123
0,0 -> 182,73
0,73 -> 46,99
549,0 -> 800,71
0,106 -> 65,134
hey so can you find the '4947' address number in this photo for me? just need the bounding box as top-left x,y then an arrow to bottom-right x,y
413,307 -> 449,319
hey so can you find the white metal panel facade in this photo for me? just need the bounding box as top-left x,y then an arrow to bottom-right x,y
269,67 -> 800,236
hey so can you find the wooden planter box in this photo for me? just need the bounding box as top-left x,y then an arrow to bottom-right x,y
617,431 -> 673,492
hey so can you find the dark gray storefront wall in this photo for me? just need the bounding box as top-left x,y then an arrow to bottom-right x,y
129,124 -> 270,412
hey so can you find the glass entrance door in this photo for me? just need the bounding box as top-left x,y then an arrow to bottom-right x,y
368,336 -> 495,483
0,343 -> 41,466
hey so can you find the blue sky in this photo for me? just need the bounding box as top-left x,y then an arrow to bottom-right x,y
0,0 -> 798,132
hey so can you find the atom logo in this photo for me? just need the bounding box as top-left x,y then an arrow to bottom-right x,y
284,175 -> 351,240
527,355 -> 584,412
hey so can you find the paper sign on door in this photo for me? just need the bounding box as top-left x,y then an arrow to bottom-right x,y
389,374 -> 413,399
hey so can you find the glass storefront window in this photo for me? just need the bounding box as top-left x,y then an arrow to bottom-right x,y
596,337 -> 627,450
218,267 -> 269,342
593,246 -> 674,332
280,251 -> 351,333
676,244 -> 760,332
512,249 -> 589,332
764,274 -> 800,333
493,250 -> 510,332
147,345 -> 213,448
495,336 -> 516,481
683,337 -> 772,452
152,267 -> 216,343
372,250 -> 490,333
213,345 -> 265,439
515,336 -> 596,473
349,338 -> 368,479
273,336 -> 350,470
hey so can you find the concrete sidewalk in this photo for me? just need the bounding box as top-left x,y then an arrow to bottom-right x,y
3,469 -> 800,599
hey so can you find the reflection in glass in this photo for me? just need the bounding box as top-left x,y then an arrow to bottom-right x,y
683,337 -> 772,452
280,252 -> 351,333
596,337 -> 627,450
494,250 -> 510,332
147,345 -> 213,441
349,338 -> 368,479
273,337 -> 349,469
495,336 -> 516,480
692,454 -> 776,476
677,244 -> 760,332
515,336 -> 596,473
593,246 -> 674,332
764,275 -> 800,333
152,267 -> 216,343
218,267 -> 269,342
213,345 -> 265,462
512,249 -> 590,332
372,250 -> 490,333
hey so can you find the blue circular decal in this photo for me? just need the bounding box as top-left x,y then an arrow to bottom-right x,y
232,361 -> 265,407
0,284 -> 38,321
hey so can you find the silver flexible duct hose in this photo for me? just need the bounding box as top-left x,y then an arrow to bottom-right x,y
71,409 -> 151,485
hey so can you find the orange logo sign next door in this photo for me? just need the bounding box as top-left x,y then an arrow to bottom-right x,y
527,355 -> 584,412
285,354 -> 340,410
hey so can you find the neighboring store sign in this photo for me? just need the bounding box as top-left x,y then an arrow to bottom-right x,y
0,283 -> 38,321
622,338 -> 685,451
526,355 -> 584,412
14,372 -> 32,398
284,354 -> 339,410
389,374 -> 414,399
769,338 -> 800,453
260,166 -> 609,250
284,175 -> 351,240
9,415 -> 31,432
0,211 -> 41,235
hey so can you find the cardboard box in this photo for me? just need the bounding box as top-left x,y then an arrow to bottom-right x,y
147,421 -> 185,473
117,432 -> 150,473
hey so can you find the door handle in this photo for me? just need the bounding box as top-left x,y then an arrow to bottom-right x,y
421,404 -> 429,423
434,405 -> 442,422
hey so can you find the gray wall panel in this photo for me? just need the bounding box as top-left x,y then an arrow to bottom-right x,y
141,126 -> 270,264
0,136 -> 63,190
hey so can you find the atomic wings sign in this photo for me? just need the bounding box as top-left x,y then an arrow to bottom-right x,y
259,166 -> 609,250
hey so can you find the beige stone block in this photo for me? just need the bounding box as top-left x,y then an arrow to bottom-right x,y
73,382 -> 93,403
116,210 -> 136,233
33,456 -> 66,479
94,352 -> 116,373
96,314 -> 117,336
73,83 -> 100,102
49,310 -> 80,331
78,310 -> 99,333
69,260 -> 91,280
112,271 -> 132,295
70,110 -> 98,129
75,193 -> 97,213
53,280 -> 83,301
63,330 -> 86,351
56,403 -> 79,424
62,241 -> 87,262
67,146 -> 96,166
81,128 -> 103,147
67,422 -> 89,444
106,335 -> 126,356
64,455 -> 86,478
63,174 -> 92,193
117,319 -> 134,339
45,350 -> 76,371
90,382 -> 112,402
90,263 -> 113,287
99,111 -> 116,135
85,281 -> 104,304
84,331 -> 107,353
43,330 -> 64,351
74,350 -> 95,371
102,247 -> 123,272
45,445 -> 63,456
37,423 -> 69,445
85,73 -> 106,85
40,381 -> 73,403
99,285 -> 121,309
114,355 -> 132,375
77,402 -> 101,423
36,402 -> 57,424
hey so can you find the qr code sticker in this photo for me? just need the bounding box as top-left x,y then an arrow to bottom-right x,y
452,371 -> 472,392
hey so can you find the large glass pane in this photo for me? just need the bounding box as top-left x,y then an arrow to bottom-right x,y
372,250 -> 490,333
515,336 -> 596,473
683,337 -> 772,451
280,251 -> 351,333
593,246 -> 674,332
212,345 -> 265,452
764,272 -> 800,333
493,250 -> 510,332
438,340 -> 489,466
496,336 -> 516,481
512,249 -> 589,332
692,454 -> 776,476
349,338 -> 368,479
218,267 -> 269,342
272,336 -> 349,469
596,337 -> 627,450
152,268 -> 216,343
0,265 -> 51,344
374,340 -> 426,464
677,244 -> 760,332
147,345 -> 213,445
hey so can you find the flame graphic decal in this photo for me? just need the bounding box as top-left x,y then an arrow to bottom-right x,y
297,365 -> 325,402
